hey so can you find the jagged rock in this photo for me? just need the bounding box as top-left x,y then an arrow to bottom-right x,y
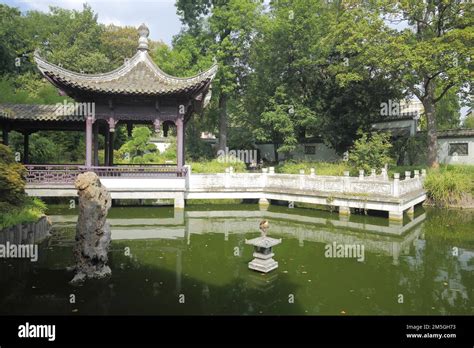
70,172 -> 112,284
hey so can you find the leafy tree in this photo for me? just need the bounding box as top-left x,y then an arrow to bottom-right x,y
349,131 -> 394,172
175,0 -> 262,152
336,0 -> 473,167
100,24 -> 139,69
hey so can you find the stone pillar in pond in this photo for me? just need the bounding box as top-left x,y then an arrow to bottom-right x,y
245,220 -> 282,273
71,172 -> 112,284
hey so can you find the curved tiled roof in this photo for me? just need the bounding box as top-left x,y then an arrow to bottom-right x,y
34,50 -> 218,97
0,104 -> 84,122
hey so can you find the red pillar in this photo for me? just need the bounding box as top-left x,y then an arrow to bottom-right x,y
176,117 -> 184,168
85,116 -> 93,167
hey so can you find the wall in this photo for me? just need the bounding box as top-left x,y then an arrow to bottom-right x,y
437,137 -> 474,165
256,142 -> 340,163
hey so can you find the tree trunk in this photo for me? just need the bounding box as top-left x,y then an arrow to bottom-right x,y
218,93 -> 228,152
274,143 -> 279,163
424,83 -> 439,168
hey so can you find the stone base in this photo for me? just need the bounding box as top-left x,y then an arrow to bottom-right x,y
389,211 -> 403,222
248,257 -> 278,273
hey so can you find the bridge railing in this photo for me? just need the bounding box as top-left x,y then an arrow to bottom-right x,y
25,164 -> 187,184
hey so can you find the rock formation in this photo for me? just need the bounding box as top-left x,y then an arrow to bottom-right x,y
71,172 -> 112,284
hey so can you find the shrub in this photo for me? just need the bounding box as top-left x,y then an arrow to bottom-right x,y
189,159 -> 247,173
349,131 -> 394,173
0,144 -> 27,207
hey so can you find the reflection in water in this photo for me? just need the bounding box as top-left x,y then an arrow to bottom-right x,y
0,205 -> 473,315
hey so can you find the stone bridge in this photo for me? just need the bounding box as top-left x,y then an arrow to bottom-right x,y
25,165 -> 427,221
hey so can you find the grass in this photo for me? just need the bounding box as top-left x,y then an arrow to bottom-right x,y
0,197 -> 47,229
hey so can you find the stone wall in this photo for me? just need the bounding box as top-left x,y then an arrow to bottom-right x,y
0,216 -> 51,246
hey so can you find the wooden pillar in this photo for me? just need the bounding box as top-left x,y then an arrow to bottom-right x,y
23,132 -> 29,164
176,117 -> 184,168
93,122 -> 99,166
107,117 -> 117,167
85,116 -> 93,167
2,125 -> 9,145
127,122 -> 133,137
108,132 -> 114,166
105,129 -> 110,166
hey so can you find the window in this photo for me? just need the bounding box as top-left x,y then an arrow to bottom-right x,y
304,145 -> 316,155
448,143 -> 468,156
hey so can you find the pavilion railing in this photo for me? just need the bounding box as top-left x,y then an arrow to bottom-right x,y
25,164 -> 187,184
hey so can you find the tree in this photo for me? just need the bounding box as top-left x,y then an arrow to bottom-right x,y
100,24 -> 139,69
336,0 -> 473,167
245,0 -> 401,155
175,0 -> 262,152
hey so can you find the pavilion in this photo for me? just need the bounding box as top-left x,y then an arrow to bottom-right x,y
0,24 -> 217,178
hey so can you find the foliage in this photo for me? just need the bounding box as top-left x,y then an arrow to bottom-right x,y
391,134 -> 427,166
348,131 -> 393,173
464,114 -> 474,129
0,197 -> 46,229
0,143 -> 27,208
189,159 -> 247,174
333,0 -> 473,167
116,126 -> 177,164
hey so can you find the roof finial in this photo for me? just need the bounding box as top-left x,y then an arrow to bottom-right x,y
138,23 -> 149,51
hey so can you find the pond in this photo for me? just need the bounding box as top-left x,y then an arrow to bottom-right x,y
0,204 -> 473,315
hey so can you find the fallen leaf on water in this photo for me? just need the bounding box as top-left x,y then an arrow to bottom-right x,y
341,310 -> 346,314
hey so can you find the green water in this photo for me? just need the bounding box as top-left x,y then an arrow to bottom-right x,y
0,204 -> 473,315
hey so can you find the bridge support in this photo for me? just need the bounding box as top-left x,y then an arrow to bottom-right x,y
174,195 -> 185,210
339,206 -> 351,216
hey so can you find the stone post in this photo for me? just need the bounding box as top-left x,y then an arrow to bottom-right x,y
359,169 -> 364,180
176,117 -> 184,169
393,173 -> 400,197
269,167 -> 275,174
414,170 -> 420,179
371,169 -> 376,177
421,169 -> 427,178
343,171 -> 350,193
310,168 -> 315,177
405,171 -> 411,180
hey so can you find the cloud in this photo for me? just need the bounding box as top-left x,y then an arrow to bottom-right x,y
7,0 -> 181,45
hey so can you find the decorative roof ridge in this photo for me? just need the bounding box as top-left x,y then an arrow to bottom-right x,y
34,49 -> 143,82
34,49 -> 218,85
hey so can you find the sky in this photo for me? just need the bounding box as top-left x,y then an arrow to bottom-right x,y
1,0 -> 183,45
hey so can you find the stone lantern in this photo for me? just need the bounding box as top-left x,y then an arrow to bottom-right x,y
245,220 -> 282,273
